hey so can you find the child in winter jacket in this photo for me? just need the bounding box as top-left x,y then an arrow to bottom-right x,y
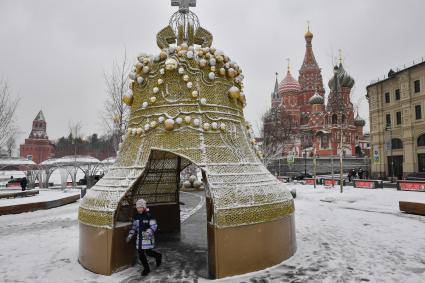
127,198 -> 162,276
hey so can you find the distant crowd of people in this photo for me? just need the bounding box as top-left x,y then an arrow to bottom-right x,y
347,168 -> 369,182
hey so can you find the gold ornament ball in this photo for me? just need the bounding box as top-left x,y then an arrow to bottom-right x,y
164,119 -> 175,131
159,51 -> 167,60
122,95 -> 133,106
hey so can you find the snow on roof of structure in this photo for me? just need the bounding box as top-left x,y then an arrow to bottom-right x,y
40,156 -> 101,167
0,158 -> 37,166
101,157 -> 116,165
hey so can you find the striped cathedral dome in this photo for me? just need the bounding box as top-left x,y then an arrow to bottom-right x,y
278,70 -> 301,95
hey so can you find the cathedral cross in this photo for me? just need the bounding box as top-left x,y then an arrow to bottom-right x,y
171,0 -> 196,12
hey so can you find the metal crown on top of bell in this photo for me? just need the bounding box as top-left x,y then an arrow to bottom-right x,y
169,0 -> 200,43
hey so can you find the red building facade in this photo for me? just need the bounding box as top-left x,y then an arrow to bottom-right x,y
264,28 -> 366,158
20,111 -> 55,164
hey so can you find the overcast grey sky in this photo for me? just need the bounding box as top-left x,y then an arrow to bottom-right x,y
1,0 -> 424,145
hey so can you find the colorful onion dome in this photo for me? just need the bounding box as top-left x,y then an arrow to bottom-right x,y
354,113 -> 366,127
278,70 -> 301,95
328,63 -> 355,89
308,91 -> 324,104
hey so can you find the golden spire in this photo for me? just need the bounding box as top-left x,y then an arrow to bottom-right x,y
305,21 -> 313,38
286,58 -> 291,72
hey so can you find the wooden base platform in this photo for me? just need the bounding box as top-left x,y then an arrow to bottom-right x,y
399,201 -> 425,216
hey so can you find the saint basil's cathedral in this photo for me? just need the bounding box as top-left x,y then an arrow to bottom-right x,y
264,27 -> 366,158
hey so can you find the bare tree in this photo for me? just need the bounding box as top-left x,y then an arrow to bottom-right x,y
260,107 -> 296,167
100,50 -> 131,153
0,81 -> 19,150
6,135 -> 16,157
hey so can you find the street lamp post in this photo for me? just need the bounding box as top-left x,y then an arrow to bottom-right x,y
304,148 -> 307,175
339,117 -> 344,193
385,123 -> 394,183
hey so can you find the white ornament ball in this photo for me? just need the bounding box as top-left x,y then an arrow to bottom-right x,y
183,74 -> 189,81
157,79 -> 163,85
199,59 -> 207,67
200,98 -> 207,105
160,68 -> 165,75
143,66 -> 150,74
144,124 -> 150,131
150,96 -> 157,103
142,102 -> 148,109
193,119 -> 200,127
183,180 -> 192,188
150,121 -> 157,128
158,116 -> 165,123
209,58 -> 216,66
191,90 -> 199,98
208,72 -> 215,80
136,128 -> 143,135
178,67 -> 185,74
164,119 -> 175,131
129,72 -> 136,80
165,58 -> 178,70
203,123 -> 210,131
137,76 -> 144,84
193,180 -> 202,189
187,82 -> 193,89
176,117 -> 183,124
220,123 -> 226,131
184,116 -> 192,124
211,122 -> 218,130
187,51 -> 194,59
169,46 -> 176,53
153,87 -> 159,94
189,175 -> 197,184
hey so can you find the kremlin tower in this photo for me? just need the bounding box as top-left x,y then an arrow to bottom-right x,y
19,110 -> 55,164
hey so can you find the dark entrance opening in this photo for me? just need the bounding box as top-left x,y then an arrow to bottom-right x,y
115,150 -> 209,279
418,153 -> 425,172
387,155 -> 403,180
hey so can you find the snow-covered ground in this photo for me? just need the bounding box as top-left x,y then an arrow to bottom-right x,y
0,185 -> 425,282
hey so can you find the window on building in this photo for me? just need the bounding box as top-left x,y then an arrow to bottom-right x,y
416,105 -> 422,120
386,114 -> 391,126
385,92 -> 390,103
395,89 -> 400,100
332,114 -> 337,124
391,138 -> 403,149
396,111 -> 402,125
418,134 -> 425,147
414,80 -> 421,93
